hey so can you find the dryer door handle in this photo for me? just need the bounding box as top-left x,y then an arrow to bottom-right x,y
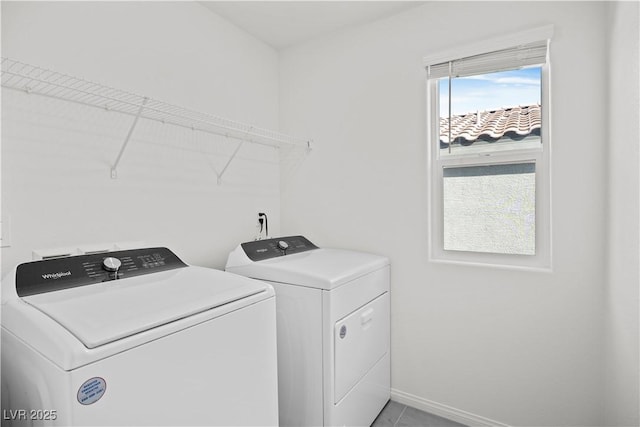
360,308 -> 374,326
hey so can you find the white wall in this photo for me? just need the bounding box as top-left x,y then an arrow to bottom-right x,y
1,1 -> 281,271
605,2 -> 640,426
2,2 -> 637,426
279,2 -> 611,426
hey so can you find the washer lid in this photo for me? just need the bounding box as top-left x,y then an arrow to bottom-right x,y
228,247 -> 389,290
22,266 -> 268,349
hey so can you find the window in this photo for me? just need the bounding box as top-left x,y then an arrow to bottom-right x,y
425,27 -> 552,269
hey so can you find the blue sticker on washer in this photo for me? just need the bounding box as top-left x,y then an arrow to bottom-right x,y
77,377 -> 106,405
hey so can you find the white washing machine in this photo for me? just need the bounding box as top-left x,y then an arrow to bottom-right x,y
226,236 -> 390,427
1,247 -> 279,426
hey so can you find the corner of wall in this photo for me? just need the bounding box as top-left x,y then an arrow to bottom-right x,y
603,1 -> 640,425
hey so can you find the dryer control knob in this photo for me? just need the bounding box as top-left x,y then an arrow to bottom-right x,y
277,241 -> 289,251
102,257 -> 122,272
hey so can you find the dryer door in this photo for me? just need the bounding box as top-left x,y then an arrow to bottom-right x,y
334,292 -> 389,403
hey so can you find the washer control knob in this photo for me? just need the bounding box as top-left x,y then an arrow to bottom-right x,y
102,257 -> 122,272
277,241 -> 289,251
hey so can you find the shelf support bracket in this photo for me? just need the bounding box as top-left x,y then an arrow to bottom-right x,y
216,140 -> 244,185
111,97 -> 148,178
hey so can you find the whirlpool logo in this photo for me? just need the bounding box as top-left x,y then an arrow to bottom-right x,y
41,271 -> 72,280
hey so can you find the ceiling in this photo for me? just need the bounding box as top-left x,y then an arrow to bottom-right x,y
200,1 -> 426,50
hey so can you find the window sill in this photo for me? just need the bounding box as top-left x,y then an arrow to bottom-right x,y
428,255 -> 553,274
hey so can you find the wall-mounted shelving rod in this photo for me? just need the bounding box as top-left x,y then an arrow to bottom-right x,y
217,140 -> 244,185
1,58 -> 312,179
111,97 -> 148,179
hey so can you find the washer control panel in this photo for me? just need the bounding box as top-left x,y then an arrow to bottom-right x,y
15,247 -> 187,297
241,235 -> 318,261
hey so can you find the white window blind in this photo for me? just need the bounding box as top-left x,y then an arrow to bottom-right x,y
427,40 -> 548,79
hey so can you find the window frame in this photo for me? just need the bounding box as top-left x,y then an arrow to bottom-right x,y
425,26 -> 553,271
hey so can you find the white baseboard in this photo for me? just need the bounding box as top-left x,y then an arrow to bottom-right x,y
391,388 -> 511,427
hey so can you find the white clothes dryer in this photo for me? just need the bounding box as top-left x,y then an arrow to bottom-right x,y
1,247 -> 279,426
226,236 -> 390,427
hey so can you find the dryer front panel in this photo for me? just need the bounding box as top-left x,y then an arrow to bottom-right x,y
333,292 -> 390,403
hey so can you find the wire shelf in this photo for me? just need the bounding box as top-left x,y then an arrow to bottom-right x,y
1,58 -> 311,180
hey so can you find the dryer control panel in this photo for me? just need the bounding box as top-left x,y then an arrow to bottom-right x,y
241,236 -> 318,261
15,247 -> 187,297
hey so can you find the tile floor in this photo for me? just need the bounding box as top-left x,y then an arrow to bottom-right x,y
371,400 -> 468,427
